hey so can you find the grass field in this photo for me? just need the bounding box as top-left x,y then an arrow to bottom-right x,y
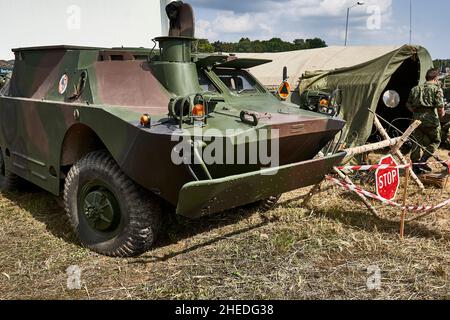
0,157 -> 449,300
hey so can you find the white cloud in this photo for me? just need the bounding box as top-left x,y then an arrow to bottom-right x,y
214,11 -> 256,33
196,20 -> 219,39
196,10 -> 274,40
193,0 -> 394,44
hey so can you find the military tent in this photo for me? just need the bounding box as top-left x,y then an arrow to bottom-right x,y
237,45 -> 434,147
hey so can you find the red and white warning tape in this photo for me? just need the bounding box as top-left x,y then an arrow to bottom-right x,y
326,175 -> 450,213
412,160 -> 450,167
335,164 -> 412,172
405,199 -> 450,213
326,176 -> 402,208
336,161 -> 450,173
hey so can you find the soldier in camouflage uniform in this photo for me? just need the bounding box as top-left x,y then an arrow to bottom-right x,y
442,122 -> 450,149
441,84 -> 450,149
407,68 -> 446,174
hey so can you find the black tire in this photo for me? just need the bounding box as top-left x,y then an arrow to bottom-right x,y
64,151 -> 162,257
0,149 -> 21,192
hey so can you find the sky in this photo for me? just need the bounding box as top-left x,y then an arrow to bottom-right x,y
0,0 -> 171,60
192,0 -> 449,59
0,0 -> 448,60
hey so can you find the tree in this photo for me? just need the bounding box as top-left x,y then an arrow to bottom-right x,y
434,59 -> 450,71
237,38 -> 253,52
196,39 -> 215,53
293,39 -> 306,49
196,37 -> 328,53
305,38 -> 327,49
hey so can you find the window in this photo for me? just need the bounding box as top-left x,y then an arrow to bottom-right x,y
198,71 -> 219,93
214,69 -> 262,94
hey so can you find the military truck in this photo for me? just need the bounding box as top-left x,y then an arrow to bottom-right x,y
0,1 -> 346,257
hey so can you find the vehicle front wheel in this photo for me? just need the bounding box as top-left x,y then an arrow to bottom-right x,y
64,151 -> 162,257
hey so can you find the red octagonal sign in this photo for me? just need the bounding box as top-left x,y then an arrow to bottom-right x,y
376,155 -> 400,201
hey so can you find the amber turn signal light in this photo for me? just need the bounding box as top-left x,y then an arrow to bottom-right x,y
140,114 -> 151,128
192,104 -> 205,117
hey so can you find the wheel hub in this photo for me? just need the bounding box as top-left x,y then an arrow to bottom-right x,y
82,188 -> 120,232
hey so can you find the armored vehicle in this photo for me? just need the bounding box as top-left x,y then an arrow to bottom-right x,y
0,1 -> 346,257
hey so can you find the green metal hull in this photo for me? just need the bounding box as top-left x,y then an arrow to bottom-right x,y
0,42 -> 346,218
177,152 -> 346,218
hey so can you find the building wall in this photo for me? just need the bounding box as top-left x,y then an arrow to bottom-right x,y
0,0 -> 172,59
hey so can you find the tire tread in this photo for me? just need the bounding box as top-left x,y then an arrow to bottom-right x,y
64,151 -> 162,257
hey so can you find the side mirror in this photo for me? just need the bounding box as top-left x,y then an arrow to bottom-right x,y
382,90 -> 400,109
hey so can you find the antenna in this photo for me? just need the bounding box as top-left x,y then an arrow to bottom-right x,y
409,0 -> 412,44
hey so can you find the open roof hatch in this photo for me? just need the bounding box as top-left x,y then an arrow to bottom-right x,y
196,56 -> 272,70
216,58 -> 272,69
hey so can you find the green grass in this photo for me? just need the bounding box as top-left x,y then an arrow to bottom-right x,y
0,169 -> 449,300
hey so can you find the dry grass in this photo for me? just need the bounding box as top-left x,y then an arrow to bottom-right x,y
0,153 -> 449,300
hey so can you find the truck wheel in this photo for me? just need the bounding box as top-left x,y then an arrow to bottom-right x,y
0,149 -> 20,192
64,151 -> 162,257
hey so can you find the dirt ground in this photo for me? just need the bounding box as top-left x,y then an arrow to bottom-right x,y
0,152 -> 449,300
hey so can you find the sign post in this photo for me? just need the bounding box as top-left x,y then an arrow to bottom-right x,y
400,164 -> 411,239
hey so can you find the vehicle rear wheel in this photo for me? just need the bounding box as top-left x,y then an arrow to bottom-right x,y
64,151 -> 162,257
0,149 -> 21,192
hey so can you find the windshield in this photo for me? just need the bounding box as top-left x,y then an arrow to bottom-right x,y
214,69 -> 263,95
198,70 -> 219,93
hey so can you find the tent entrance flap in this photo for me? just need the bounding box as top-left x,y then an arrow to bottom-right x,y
236,45 -> 434,147
372,57 -> 421,140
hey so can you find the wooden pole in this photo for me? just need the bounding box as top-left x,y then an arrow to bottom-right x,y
333,167 -> 380,217
439,174 -> 449,198
400,164 -> 411,240
302,181 -> 323,207
373,116 -> 425,192
343,137 -> 402,162
391,120 -> 422,154
343,121 -> 420,163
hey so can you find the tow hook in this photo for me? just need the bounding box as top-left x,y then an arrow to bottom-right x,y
240,110 -> 259,126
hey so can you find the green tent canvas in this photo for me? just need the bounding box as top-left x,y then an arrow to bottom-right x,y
237,45 -> 434,147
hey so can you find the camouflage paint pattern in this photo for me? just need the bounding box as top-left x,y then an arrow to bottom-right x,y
407,81 -> 444,162
407,81 -> 445,127
0,40 -> 346,218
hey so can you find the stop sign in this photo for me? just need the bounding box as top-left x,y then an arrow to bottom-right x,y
376,155 -> 400,201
